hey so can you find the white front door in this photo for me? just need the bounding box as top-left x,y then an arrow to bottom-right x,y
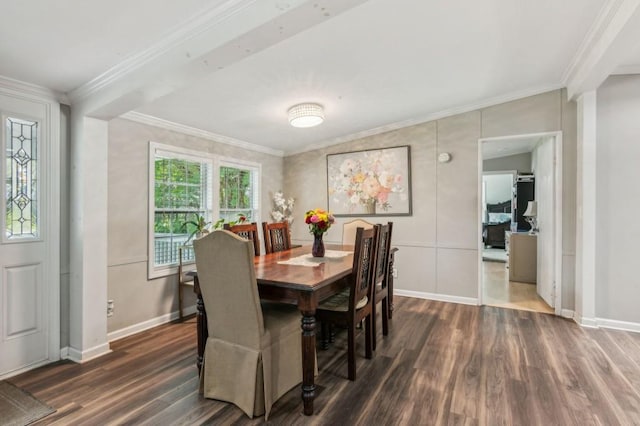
0,91 -> 59,378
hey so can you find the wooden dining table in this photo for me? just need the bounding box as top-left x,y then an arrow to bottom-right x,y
191,244 -> 356,416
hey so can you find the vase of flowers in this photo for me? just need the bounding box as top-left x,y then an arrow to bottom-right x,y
304,208 -> 335,257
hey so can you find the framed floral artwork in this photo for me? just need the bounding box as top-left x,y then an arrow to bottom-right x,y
327,145 -> 412,216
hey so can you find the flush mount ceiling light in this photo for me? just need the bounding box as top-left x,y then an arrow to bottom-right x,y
288,103 -> 324,128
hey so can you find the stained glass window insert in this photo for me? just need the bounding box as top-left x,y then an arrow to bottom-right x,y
5,117 -> 38,239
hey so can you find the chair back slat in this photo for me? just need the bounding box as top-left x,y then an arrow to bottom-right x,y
223,222 -> 261,256
262,221 -> 292,254
350,226 -> 378,314
373,222 -> 393,289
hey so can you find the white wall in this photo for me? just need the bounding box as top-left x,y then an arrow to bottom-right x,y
106,118 -> 284,333
285,89 -> 578,307
483,152 -> 532,173
595,75 -> 640,324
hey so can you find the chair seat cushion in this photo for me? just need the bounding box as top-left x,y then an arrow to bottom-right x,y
318,288 -> 368,312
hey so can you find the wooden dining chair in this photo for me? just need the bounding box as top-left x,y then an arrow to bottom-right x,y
193,230 -> 303,420
315,226 -> 379,381
371,222 -> 393,351
342,219 -> 374,246
262,221 -> 291,254
223,222 -> 261,256
177,246 -> 195,321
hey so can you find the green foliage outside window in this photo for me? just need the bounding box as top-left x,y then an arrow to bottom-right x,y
219,166 -> 253,222
154,158 -> 205,234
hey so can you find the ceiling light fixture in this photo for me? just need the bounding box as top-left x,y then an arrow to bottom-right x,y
288,103 -> 324,128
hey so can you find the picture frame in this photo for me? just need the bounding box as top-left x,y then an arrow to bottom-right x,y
327,145 -> 412,217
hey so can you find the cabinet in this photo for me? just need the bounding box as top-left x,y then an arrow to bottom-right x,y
508,233 -> 537,283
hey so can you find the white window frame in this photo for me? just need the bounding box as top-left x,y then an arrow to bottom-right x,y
148,142 -> 261,279
215,156 -> 261,226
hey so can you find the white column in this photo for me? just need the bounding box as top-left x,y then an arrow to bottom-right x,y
68,115 -> 111,361
575,91 -> 597,326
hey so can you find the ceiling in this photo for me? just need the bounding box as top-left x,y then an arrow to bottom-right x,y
2,0 -> 638,155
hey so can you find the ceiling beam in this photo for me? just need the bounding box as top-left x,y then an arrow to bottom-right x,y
564,0 -> 640,99
69,0 -> 370,119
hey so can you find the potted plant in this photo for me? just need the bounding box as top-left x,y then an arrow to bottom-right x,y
183,214 -> 211,243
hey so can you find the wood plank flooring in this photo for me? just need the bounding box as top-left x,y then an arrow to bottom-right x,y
9,297 -> 640,425
483,260 -> 554,314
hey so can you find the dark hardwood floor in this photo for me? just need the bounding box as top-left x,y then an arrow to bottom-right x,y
10,297 -> 640,425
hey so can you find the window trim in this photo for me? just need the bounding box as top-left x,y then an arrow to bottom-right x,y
147,142 -> 261,279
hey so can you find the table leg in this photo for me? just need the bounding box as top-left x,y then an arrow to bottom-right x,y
194,276 -> 207,373
301,310 -> 316,415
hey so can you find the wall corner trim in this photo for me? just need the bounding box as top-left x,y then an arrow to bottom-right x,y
67,343 -> 112,363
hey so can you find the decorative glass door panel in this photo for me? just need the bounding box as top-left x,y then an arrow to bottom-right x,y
4,117 -> 39,240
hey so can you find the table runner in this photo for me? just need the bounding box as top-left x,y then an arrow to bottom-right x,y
277,250 -> 351,267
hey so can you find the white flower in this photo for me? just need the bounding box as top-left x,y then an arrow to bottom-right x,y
271,191 -> 295,224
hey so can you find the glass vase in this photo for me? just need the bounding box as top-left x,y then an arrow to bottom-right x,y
312,233 -> 325,257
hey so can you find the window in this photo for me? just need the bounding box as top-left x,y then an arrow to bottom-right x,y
148,143 -> 260,278
218,161 -> 260,224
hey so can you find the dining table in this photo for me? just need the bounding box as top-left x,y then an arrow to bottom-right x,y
191,243 -> 356,416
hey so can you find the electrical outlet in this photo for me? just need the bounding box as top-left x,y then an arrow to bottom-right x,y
392,267 -> 398,279
107,300 -> 114,317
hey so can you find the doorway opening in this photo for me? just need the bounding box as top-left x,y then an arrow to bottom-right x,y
477,132 -> 562,315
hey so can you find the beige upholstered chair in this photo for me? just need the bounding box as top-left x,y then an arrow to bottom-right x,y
193,230 -> 303,420
342,219 -> 374,246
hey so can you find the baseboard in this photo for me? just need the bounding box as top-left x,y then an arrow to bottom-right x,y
107,305 -> 197,342
394,289 -> 478,306
574,314 -> 599,328
67,343 -> 112,363
596,317 -> 640,333
561,309 -> 575,320
60,346 -> 69,359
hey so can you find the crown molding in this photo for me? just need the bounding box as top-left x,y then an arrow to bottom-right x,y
611,63 -> 640,74
124,84 -> 561,159
0,75 -> 68,104
285,83 -> 563,156
120,111 -> 284,157
561,0 -> 623,86
563,0 -> 640,98
68,0 -> 258,104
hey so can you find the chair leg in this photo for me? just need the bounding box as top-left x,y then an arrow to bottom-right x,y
321,322 -> 330,350
365,315 -> 373,360
347,326 -> 356,381
178,285 -> 184,321
382,298 -> 389,336
371,302 -> 378,351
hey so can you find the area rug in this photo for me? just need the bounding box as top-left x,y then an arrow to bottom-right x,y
0,381 -> 55,426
